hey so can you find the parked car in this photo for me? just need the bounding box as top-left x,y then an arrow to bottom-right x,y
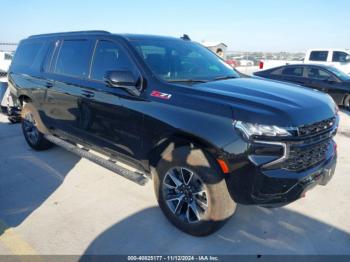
304,49 -> 350,75
0,51 -> 13,74
237,59 -> 254,66
254,64 -> 350,109
8,31 -> 338,236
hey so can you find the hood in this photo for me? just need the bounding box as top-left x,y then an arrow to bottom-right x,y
195,78 -> 336,127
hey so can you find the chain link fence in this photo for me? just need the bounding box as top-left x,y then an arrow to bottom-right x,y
0,42 -> 18,52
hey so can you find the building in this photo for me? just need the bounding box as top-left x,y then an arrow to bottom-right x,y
201,41 -> 227,58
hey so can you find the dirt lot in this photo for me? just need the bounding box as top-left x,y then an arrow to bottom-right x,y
0,111 -> 349,256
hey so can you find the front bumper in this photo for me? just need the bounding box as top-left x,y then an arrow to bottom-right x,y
225,139 -> 337,207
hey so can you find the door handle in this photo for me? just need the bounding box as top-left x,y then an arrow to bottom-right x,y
45,82 -> 53,88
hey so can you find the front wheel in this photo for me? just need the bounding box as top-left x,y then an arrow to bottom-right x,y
153,146 -> 236,236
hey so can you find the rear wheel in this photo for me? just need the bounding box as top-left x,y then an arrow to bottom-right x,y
153,146 -> 236,236
21,103 -> 52,150
343,95 -> 350,110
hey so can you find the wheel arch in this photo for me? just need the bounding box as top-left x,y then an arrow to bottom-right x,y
18,94 -> 33,106
148,132 -> 221,172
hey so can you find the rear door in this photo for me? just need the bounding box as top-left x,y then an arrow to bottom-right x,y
41,38 -> 96,136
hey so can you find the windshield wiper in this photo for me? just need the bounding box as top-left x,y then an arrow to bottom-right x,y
212,75 -> 237,81
167,79 -> 208,83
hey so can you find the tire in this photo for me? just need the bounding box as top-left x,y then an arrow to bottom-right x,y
343,95 -> 350,110
153,146 -> 236,236
8,117 -> 20,124
21,103 -> 53,151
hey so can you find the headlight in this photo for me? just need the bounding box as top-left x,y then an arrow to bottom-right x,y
235,121 -> 292,138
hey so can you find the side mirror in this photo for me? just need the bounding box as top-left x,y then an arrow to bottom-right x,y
105,70 -> 141,96
324,77 -> 336,84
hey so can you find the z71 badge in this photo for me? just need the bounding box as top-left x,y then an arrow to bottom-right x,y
150,90 -> 172,100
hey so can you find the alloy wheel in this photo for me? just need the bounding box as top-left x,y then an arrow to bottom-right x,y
162,167 -> 208,223
23,112 -> 39,145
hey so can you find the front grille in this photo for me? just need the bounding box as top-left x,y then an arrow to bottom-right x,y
284,139 -> 330,172
0,71 -> 7,77
298,117 -> 335,137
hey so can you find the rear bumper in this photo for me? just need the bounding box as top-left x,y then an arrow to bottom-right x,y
225,139 -> 337,207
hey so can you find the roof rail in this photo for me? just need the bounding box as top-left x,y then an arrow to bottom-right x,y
28,30 -> 111,39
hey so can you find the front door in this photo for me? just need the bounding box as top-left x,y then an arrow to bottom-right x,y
85,39 -> 145,160
330,51 -> 350,75
305,67 -> 343,104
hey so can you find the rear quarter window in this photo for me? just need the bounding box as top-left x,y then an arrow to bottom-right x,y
11,41 -> 46,71
309,51 -> 328,62
281,67 -> 303,77
270,68 -> 283,75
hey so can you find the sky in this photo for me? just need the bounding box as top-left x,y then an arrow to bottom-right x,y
1,0 -> 349,52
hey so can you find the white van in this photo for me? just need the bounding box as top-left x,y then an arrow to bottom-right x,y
304,49 -> 350,74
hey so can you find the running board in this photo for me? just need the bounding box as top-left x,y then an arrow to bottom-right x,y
44,135 -> 149,186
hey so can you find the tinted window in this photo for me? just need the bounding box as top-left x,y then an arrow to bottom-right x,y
332,51 -> 349,62
307,68 -> 332,80
11,41 -> 45,70
4,53 -> 12,60
131,39 -> 239,82
282,67 -> 303,77
54,40 -> 94,78
309,51 -> 328,62
91,40 -> 137,81
270,68 -> 282,75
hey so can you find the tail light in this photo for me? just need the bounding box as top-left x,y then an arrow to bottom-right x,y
259,61 -> 264,69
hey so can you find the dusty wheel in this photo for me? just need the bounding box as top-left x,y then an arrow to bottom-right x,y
21,103 -> 52,150
153,146 -> 236,236
343,95 -> 350,110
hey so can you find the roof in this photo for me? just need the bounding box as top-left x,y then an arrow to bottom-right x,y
306,48 -> 350,53
120,34 -> 180,41
27,31 -> 185,42
28,30 -> 112,39
285,63 -> 337,69
266,63 -> 341,72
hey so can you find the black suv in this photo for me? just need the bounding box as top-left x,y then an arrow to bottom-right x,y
8,31 -> 338,236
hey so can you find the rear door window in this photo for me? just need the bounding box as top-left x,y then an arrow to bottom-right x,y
281,66 -> 303,77
54,39 -> 95,78
332,51 -> 349,62
90,40 -> 138,81
309,51 -> 328,62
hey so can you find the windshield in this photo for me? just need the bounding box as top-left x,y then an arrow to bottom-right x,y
130,38 -> 240,82
327,66 -> 350,81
